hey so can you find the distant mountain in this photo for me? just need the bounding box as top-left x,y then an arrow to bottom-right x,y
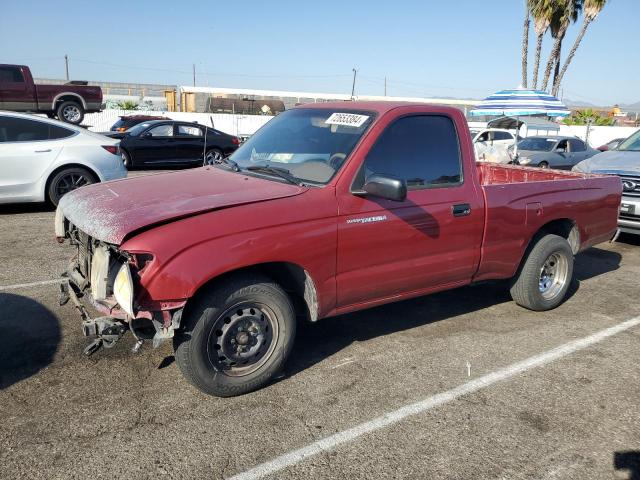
563,98 -> 598,108
621,101 -> 640,112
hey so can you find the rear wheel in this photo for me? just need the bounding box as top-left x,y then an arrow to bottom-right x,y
47,167 -> 96,206
204,148 -> 223,165
121,149 -> 132,169
56,101 -> 84,125
173,274 -> 296,397
510,234 -> 574,311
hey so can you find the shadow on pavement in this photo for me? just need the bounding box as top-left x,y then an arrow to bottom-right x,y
0,293 -> 61,390
287,245 -> 621,378
614,451 -> 640,480
0,203 -> 54,215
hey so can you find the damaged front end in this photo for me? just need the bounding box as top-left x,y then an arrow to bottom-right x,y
56,207 -> 185,356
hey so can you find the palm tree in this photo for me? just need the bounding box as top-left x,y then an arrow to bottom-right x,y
521,0 -> 530,88
541,0 -> 582,92
529,0 -> 555,89
552,0 -> 607,95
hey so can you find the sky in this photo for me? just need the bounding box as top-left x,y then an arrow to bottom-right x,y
1,0 -> 637,105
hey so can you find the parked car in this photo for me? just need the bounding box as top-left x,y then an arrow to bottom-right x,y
54,102 -> 621,397
0,111 -> 125,205
473,128 -> 522,164
597,137 -> 625,152
104,120 -> 240,168
573,128 -> 640,235
0,64 -> 103,125
109,114 -> 169,132
512,135 -> 599,169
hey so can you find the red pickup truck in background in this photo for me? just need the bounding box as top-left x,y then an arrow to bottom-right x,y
0,64 -> 103,124
55,102 -> 621,397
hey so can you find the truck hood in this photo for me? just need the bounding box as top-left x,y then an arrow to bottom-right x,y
573,150 -> 640,175
58,167 -> 307,244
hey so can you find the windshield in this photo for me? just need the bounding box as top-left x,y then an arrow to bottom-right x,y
228,108 -> 375,184
617,130 -> 640,152
127,122 -> 155,136
518,137 -> 557,151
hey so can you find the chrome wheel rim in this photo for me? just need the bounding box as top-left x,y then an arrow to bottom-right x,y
539,252 -> 569,300
205,150 -> 223,165
207,303 -> 279,377
62,105 -> 81,122
55,173 -> 90,197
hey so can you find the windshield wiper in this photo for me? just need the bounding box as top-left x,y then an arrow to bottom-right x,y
211,156 -> 240,172
246,164 -> 302,185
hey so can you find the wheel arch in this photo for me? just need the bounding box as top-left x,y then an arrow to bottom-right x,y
188,262 -> 319,323
52,93 -> 87,110
44,163 -> 100,199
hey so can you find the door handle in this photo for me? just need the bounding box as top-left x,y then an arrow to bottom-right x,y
452,203 -> 471,217
34,149 -> 52,153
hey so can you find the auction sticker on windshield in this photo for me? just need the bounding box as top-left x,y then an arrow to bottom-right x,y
325,113 -> 370,128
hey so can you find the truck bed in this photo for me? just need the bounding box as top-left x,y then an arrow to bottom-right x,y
474,162 -> 621,282
477,162 -> 594,185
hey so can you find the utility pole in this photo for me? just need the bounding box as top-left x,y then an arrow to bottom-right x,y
64,54 -> 69,81
192,64 -> 196,87
384,77 -> 387,96
351,68 -> 357,99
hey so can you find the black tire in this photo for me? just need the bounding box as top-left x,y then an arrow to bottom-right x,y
56,101 -> 84,125
46,112 -> 56,119
47,167 -> 96,206
121,149 -> 132,169
204,148 -> 223,165
510,234 -> 574,311
174,274 -> 296,397
537,161 -> 549,169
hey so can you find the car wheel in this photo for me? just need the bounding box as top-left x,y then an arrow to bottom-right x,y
121,149 -> 132,169
46,112 -> 56,119
56,101 -> 84,125
47,167 -> 96,206
204,148 -> 223,165
173,273 -> 296,397
509,234 -> 574,311
537,161 -> 549,169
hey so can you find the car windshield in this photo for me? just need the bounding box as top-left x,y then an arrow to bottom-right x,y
127,122 -> 155,136
228,108 -> 375,184
518,137 -> 557,151
617,130 -> 640,152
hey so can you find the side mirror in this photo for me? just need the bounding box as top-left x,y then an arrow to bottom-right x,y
362,174 -> 407,202
555,145 -> 566,153
142,132 -> 153,139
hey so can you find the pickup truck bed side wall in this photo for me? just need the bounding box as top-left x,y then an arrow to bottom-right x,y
120,103 -> 620,320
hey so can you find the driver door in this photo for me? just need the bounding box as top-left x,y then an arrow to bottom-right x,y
133,123 -> 176,165
336,114 -> 484,309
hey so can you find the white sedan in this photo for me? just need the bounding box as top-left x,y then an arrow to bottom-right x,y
0,111 -> 126,205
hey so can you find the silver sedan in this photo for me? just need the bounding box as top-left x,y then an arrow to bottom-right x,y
512,136 -> 600,170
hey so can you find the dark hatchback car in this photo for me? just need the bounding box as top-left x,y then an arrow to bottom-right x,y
106,120 -> 240,168
109,115 -> 168,132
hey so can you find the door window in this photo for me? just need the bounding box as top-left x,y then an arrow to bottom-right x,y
147,124 -> 173,137
568,139 -> 586,152
0,66 -> 24,83
0,116 -> 74,142
493,131 -> 513,141
362,115 -> 462,190
177,125 -> 203,137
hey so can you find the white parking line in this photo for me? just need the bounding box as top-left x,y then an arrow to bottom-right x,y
0,278 -> 65,291
228,315 -> 640,480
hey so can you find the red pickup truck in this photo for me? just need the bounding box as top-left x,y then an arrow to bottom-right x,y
0,64 -> 103,124
55,102 -> 621,397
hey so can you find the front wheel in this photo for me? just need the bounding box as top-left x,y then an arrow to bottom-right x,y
174,274 -> 296,397
510,234 -> 574,311
537,161 -> 549,169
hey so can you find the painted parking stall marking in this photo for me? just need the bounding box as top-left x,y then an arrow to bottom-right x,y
0,278 -> 66,291
227,316 -> 640,480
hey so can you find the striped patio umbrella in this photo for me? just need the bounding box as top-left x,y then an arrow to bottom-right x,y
469,89 -> 571,118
